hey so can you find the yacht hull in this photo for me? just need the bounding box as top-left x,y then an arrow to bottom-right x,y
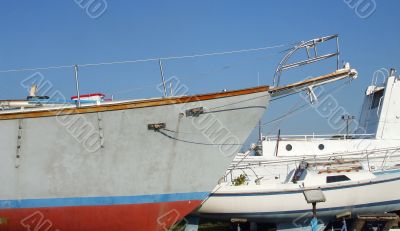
198,172 -> 400,223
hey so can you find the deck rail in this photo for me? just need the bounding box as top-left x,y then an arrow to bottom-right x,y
263,133 -> 375,141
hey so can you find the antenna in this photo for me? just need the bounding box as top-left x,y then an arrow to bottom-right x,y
341,114 -> 355,138
74,64 -> 81,107
257,71 -> 262,143
158,59 -> 167,98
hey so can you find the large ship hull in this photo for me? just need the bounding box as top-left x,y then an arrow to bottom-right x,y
0,86 -> 270,231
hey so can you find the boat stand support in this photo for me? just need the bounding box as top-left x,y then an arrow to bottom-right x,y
276,222 -> 326,231
184,215 -> 199,231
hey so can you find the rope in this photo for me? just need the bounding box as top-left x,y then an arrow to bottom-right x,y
158,129 -> 244,146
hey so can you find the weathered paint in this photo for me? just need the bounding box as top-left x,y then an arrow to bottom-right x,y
0,200 -> 202,231
0,87 -> 270,230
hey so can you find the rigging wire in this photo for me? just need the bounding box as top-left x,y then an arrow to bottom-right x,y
150,80 -> 353,136
106,51 -> 282,98
0,44 -> 286,74
260,79 -> 353,129
171,51 -> 282,81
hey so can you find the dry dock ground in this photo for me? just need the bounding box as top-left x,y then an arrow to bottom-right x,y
171,219 -> 275,231
171,212 -> 400,231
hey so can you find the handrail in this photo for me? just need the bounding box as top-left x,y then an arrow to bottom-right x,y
220,146 -> 400,184
372,68 -> 388,86
221,146 -> 400,184
227,146 -> 400,170
377,96 -> 384,117
263,133 -> 375,141
273,34 -> 340,87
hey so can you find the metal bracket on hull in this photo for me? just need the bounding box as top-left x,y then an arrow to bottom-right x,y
148,123 -> 166,131
353,214 -> 399,231
306,86 -> 318,104
15,119 -> 23,168
185,107 -> 204,117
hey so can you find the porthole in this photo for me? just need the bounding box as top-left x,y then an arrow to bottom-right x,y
318,144 -> 325,150
286,144 -> 293,151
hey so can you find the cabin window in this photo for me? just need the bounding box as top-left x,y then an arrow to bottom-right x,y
371,89 -> 384,109
326,175 -> 350,183
318,144 -> 325,150
286,144 -> 293,151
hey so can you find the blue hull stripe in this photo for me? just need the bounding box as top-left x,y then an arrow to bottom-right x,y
202,199 -> 400,217
0,192 -> 209,209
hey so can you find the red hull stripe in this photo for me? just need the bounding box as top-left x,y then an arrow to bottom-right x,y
0,200 -> 202,231
0,192 -> 209,209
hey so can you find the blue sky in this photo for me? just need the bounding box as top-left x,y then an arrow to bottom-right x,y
0,1 -> 399,143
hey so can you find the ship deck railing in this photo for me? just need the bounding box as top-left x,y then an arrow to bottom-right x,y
263,133 -> 376,141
